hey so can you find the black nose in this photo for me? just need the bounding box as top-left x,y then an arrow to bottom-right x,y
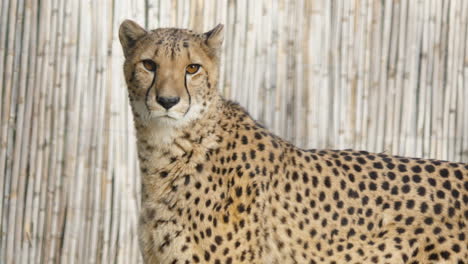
156,96 -> 180,110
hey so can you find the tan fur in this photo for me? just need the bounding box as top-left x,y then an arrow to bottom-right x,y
119,20 -> 468,264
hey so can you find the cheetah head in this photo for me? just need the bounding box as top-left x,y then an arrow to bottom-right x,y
119,20 -> 224,128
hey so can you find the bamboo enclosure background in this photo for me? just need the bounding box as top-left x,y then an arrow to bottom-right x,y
1,0 -> 467,263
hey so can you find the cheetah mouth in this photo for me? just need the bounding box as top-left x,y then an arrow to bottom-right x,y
152,108 -> 192,121
150,111 -> 180,120
160,114 -> 177,120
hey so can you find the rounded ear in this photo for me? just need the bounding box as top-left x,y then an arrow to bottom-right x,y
119,20 -> 147,58
204,24 -> 224,51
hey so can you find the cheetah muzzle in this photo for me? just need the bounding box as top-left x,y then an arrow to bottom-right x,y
119,20 -> 468,264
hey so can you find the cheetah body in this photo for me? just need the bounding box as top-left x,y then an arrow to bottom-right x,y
119,21 -> 468,264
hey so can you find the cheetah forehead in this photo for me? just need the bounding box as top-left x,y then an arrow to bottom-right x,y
145,28 -> 206,52
151,28 -> 204,43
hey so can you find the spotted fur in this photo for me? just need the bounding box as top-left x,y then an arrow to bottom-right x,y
119,20 -> 468,264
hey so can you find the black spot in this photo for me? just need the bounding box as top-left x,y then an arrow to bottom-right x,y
235,187 -> 242,197
436,190 -> 445,199
404,200 -> 415,210
424,217 -> 433,225
319,192 -> 326,201
254,132 -> 262,139
424,164 -> 435,173
439,251 -> 450,260
196,164 -> 204,173
353,164 -> 362,172
448,207 -> 455,217
296,193 -> 302,202
439,168 -> 449,178
315,163 -> 322,173
394,201 -> 402,210
420,202 -> 428,213
381,181 -> 390,190
356,157 -> 367,164
401,185 -> 410,193
302,172 -> 309,184
411,165 -> 422,173
241,135 -> 248,144
324,176 -> 331,188
424,244 -> 435,252
398,164 -> 407,172
292,171 -> 299,181
442,180 -> 451,190
405,217 -> 415,225
184,174 -> 191,185
428,253 -> 439,260
214,235 -> 223,245
257,143 -> 265,151
417,187 -> 426,196
433,203 -> 443,214
412,175 -> 421,183
204,251 -> 211,261
373,162 -> 383,169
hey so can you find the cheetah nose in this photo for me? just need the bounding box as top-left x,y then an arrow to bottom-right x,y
156,96 -> 180,110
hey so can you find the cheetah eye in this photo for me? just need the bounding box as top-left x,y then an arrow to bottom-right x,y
142,60 -> 157,71
186,64 -> 200,74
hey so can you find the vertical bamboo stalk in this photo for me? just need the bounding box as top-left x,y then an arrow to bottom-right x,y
0,0 -> 19,259
20,0 -> 39,263
10,0 -> 33,263
376,0 -> 392,153
418,0 -> 431,159
352,0 -> 367,150
456,0 -> 468,162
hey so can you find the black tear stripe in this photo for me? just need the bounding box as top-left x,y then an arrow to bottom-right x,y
184,74 -> 192,116
145,69 -> 158,105
184,49 -> 192,116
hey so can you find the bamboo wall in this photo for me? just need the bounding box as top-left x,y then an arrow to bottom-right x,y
1,0 -> 467,263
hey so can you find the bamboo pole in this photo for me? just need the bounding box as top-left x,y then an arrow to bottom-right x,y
457,0 -> 468,162
6,1 -> 26,263
20,0 -> 39,262
11,0 -> 34,262
0,0 -> 18,259
421,0 -> 431,159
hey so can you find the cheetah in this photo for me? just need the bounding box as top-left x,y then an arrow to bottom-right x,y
119,20 -> 468,264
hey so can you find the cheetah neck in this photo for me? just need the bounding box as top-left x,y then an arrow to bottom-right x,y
132,97 -> 222,202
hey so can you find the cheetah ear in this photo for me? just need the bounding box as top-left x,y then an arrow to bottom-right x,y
119,19 -> 147,58
204,24 -> 224,51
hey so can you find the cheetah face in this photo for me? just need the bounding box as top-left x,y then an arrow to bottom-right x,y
119,20 -> 223,128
